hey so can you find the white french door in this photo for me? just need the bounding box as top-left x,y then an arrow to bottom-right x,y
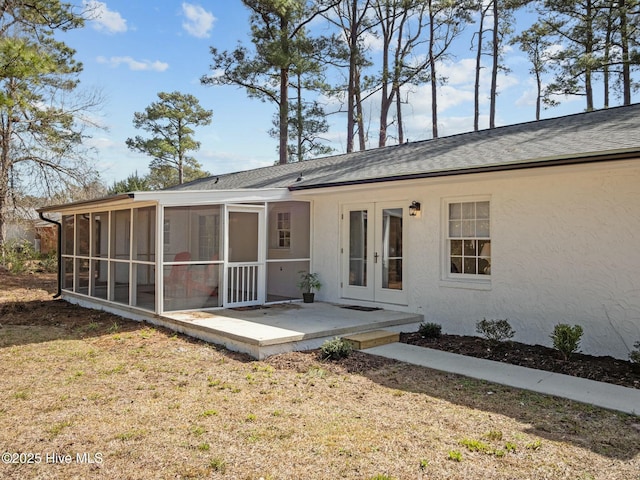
341,202 -> 407,305
225,206 -> 265,307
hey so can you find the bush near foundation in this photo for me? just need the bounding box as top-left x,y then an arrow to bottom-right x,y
475,318 -> 515,344
550,324 -> 583,360
418,322 -> 442,339
320,337 -> 353,361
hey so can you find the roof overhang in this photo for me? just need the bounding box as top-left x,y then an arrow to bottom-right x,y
288,149 -> 640,191
38,188 -> 293,214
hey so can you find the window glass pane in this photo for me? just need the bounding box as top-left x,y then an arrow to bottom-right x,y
382,208 -> 402,290
463,240 -> 477,256
92,212 -> 109,258
62,215 -> 74,255
476,201 -> 490,219
462,202 -> 475,219
463,257 -> 477,274
449,219 -> 461,237
450,257 -> 462,274
462,219 -> 475,237
449,203 -> 461,220
479,240 -> 491,275
450,239 -> 462,256
349,210 -> 367,287
477,220 -> 490,238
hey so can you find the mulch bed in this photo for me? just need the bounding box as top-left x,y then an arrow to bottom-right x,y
400,332 -> 640,390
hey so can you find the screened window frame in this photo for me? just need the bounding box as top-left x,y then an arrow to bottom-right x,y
60,204 -> 158,312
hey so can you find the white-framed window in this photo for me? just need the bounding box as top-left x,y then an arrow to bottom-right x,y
276,211 -> 291,248
447,199 -> 491,277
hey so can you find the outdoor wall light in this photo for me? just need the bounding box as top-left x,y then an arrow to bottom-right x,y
409,201 -> 421,216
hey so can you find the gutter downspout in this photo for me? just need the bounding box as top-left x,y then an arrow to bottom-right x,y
38,212 -> 62,299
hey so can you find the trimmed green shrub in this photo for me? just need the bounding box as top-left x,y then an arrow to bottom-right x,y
475,318 -> 515,343
418,322 -> 442,339
320,337 -> 352,361
550,324 -> 583,360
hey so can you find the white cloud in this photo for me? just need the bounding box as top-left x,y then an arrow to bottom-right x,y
361,31 -> 384,52
96,56 -> 169,72
84,1 -> 127,34
181,3 -> 216,39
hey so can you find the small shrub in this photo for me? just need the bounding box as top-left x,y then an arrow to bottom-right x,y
459,438 -> 491,453
209,457 -> 226,473
550,324 -> 583,360
448,450 -> 462,462
476,318 -> 515,343
320,337 -> 352,361
629,341 -> 640,364
40,251 -> 58,273
1,240 -> 35,274
418,322 -> 442,339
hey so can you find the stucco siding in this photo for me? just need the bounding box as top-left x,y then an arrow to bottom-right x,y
304,160 -> 640,359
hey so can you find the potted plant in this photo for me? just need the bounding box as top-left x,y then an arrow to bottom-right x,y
298,271 -> 322,303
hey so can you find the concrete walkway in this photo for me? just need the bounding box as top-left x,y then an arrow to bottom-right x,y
364,343 -> 640,415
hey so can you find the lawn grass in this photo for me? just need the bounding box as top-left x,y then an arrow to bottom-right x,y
0,272 -> 639,479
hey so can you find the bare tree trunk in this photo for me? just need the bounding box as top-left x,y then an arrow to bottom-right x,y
355,65 -> 366,151
396,85 -> 404,143
490,0 -> 498,128
429,0 -> 438,138
474,6 -> 486,131
585,0 -> 594,111
535,67 -> 542,120
0,104 -> 14,247
619,0 -> 631,105
279,66 -> 289,164
296,73 -> 303,162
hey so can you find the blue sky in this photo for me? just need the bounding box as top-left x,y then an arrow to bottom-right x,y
63,1 -> 608,185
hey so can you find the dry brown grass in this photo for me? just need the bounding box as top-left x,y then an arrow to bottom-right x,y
0,271 -> 639,479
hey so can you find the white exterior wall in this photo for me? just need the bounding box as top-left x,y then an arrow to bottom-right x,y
303,160 -> 640,359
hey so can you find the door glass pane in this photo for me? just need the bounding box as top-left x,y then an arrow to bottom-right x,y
349,210 -> 367,286
229,212 -> 258,262
381,208 -> 402,290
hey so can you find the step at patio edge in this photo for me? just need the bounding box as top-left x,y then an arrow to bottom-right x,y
343,330 -> 400,350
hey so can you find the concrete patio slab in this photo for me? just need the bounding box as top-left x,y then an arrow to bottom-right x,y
159,302 -> 422,359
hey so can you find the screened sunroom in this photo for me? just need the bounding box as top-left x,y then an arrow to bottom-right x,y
47,190 -> 311,316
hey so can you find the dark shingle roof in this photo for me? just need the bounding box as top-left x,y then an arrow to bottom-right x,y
170,104 -> 640,192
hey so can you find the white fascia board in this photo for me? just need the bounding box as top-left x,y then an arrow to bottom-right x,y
132,188 -> 292,206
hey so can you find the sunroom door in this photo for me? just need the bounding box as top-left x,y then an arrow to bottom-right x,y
342,203 -> 407,305
225,206 -> 266,307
